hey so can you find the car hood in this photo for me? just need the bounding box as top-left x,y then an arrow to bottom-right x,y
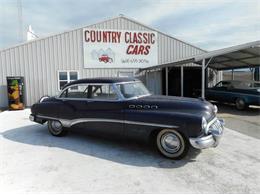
136,95 -> 216,121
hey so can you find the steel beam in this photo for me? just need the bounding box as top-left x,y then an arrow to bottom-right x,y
201,59 -> 205,99
145,70 -> 149,86
165,66 -> 168,96
213,55 -> 257,64
205,57 -> 213,69
181,66 -> 184,97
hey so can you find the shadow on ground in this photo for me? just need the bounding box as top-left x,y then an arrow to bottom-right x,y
2,124 -> 200,168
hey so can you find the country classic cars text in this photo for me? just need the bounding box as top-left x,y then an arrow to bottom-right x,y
84,30 -> 156,55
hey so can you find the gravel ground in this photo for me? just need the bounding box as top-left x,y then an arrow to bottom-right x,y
0,109 -> 260,193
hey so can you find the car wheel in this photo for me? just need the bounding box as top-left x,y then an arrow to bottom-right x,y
235,98 -> 247,110
156,129 -> 188,159
48,120 -> 67,136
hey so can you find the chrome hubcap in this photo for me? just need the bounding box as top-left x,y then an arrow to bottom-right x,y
237,99 -> 245,109
239,100 -> 244,105
161,133 -> 181,153
51,121 -> 62,132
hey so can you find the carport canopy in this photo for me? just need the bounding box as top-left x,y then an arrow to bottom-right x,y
141,40 -> 260,98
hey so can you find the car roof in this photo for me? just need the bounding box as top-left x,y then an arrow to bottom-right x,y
63,77 -> 140,89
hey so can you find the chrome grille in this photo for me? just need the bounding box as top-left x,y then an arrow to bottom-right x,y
208,119 -> 223,133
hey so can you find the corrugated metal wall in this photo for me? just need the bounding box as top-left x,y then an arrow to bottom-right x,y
0,16 -> 204,107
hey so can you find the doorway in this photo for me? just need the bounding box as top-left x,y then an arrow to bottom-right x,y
163,67 -> 202,97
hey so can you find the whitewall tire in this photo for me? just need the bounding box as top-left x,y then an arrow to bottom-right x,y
156,129 -> 188,159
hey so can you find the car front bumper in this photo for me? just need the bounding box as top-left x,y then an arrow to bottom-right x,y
29,114 -> 35,121
29,114 -> 46,124
189,118 -> 224,149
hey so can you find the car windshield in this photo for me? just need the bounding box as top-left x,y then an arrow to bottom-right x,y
116,81 -> 150,99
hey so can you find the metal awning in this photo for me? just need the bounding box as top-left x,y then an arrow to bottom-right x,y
141,40 -> 260,99
142,40 -> 260,71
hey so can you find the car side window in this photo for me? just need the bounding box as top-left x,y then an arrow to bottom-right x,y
215,81 -> 231,89
60,84 -> 89,99
88,84 -> 118,100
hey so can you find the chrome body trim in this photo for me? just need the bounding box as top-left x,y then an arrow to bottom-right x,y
34,114 -> 179,129
56,97 -> 122,102
219,118 -> 225,126
204,117 -> 217,134
189,117 -> 224,149
124,120 -> 177,128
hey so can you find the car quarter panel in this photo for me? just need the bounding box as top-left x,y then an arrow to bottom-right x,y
123,96 -> 208,139
123,108 -> 203,139
31,98 -> 62,118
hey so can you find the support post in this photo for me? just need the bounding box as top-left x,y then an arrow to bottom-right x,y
232,69 -> 234,80
165,66 -> 168,96
181,66 -> 184,97
145,70 -> 149,86
201,59 -> 205,99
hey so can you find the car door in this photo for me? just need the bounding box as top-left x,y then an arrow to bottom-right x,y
115,81 -> 156,141
207,81 -> 230,101
58,83 -> 125,136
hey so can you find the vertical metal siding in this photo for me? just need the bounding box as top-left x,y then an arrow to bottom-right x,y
0,50 -> 8,106
0,17 -> 204,107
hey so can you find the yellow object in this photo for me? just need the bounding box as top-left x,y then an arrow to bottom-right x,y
11,90 -> 19,100
10,104 -> 19,110
10,103 -> 24,110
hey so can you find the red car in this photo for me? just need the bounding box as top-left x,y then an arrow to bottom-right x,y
99,55 -> 113,63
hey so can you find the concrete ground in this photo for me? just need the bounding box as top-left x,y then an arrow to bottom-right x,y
0,109 -> 260,193
216,103 -> 260,139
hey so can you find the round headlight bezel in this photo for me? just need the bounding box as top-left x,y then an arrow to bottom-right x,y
202,117 -> 208,133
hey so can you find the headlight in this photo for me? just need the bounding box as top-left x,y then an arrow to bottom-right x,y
213,105 -> 218,114
202,117 -> 208,131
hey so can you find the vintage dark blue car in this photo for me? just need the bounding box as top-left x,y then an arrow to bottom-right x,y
205,80 -> 260,110
30,77 -> 224,159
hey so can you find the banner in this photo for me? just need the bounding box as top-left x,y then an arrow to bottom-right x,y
83,28 -> 158,68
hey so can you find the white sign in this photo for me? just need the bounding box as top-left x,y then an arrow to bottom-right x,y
83,28 -> 158,68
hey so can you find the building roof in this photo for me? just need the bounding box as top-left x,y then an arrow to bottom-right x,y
141,40 -> 260,71
0,15 -> 204,53
63,77 -> 139,88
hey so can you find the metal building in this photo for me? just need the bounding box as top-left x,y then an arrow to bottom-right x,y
0,15 -> 206,108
